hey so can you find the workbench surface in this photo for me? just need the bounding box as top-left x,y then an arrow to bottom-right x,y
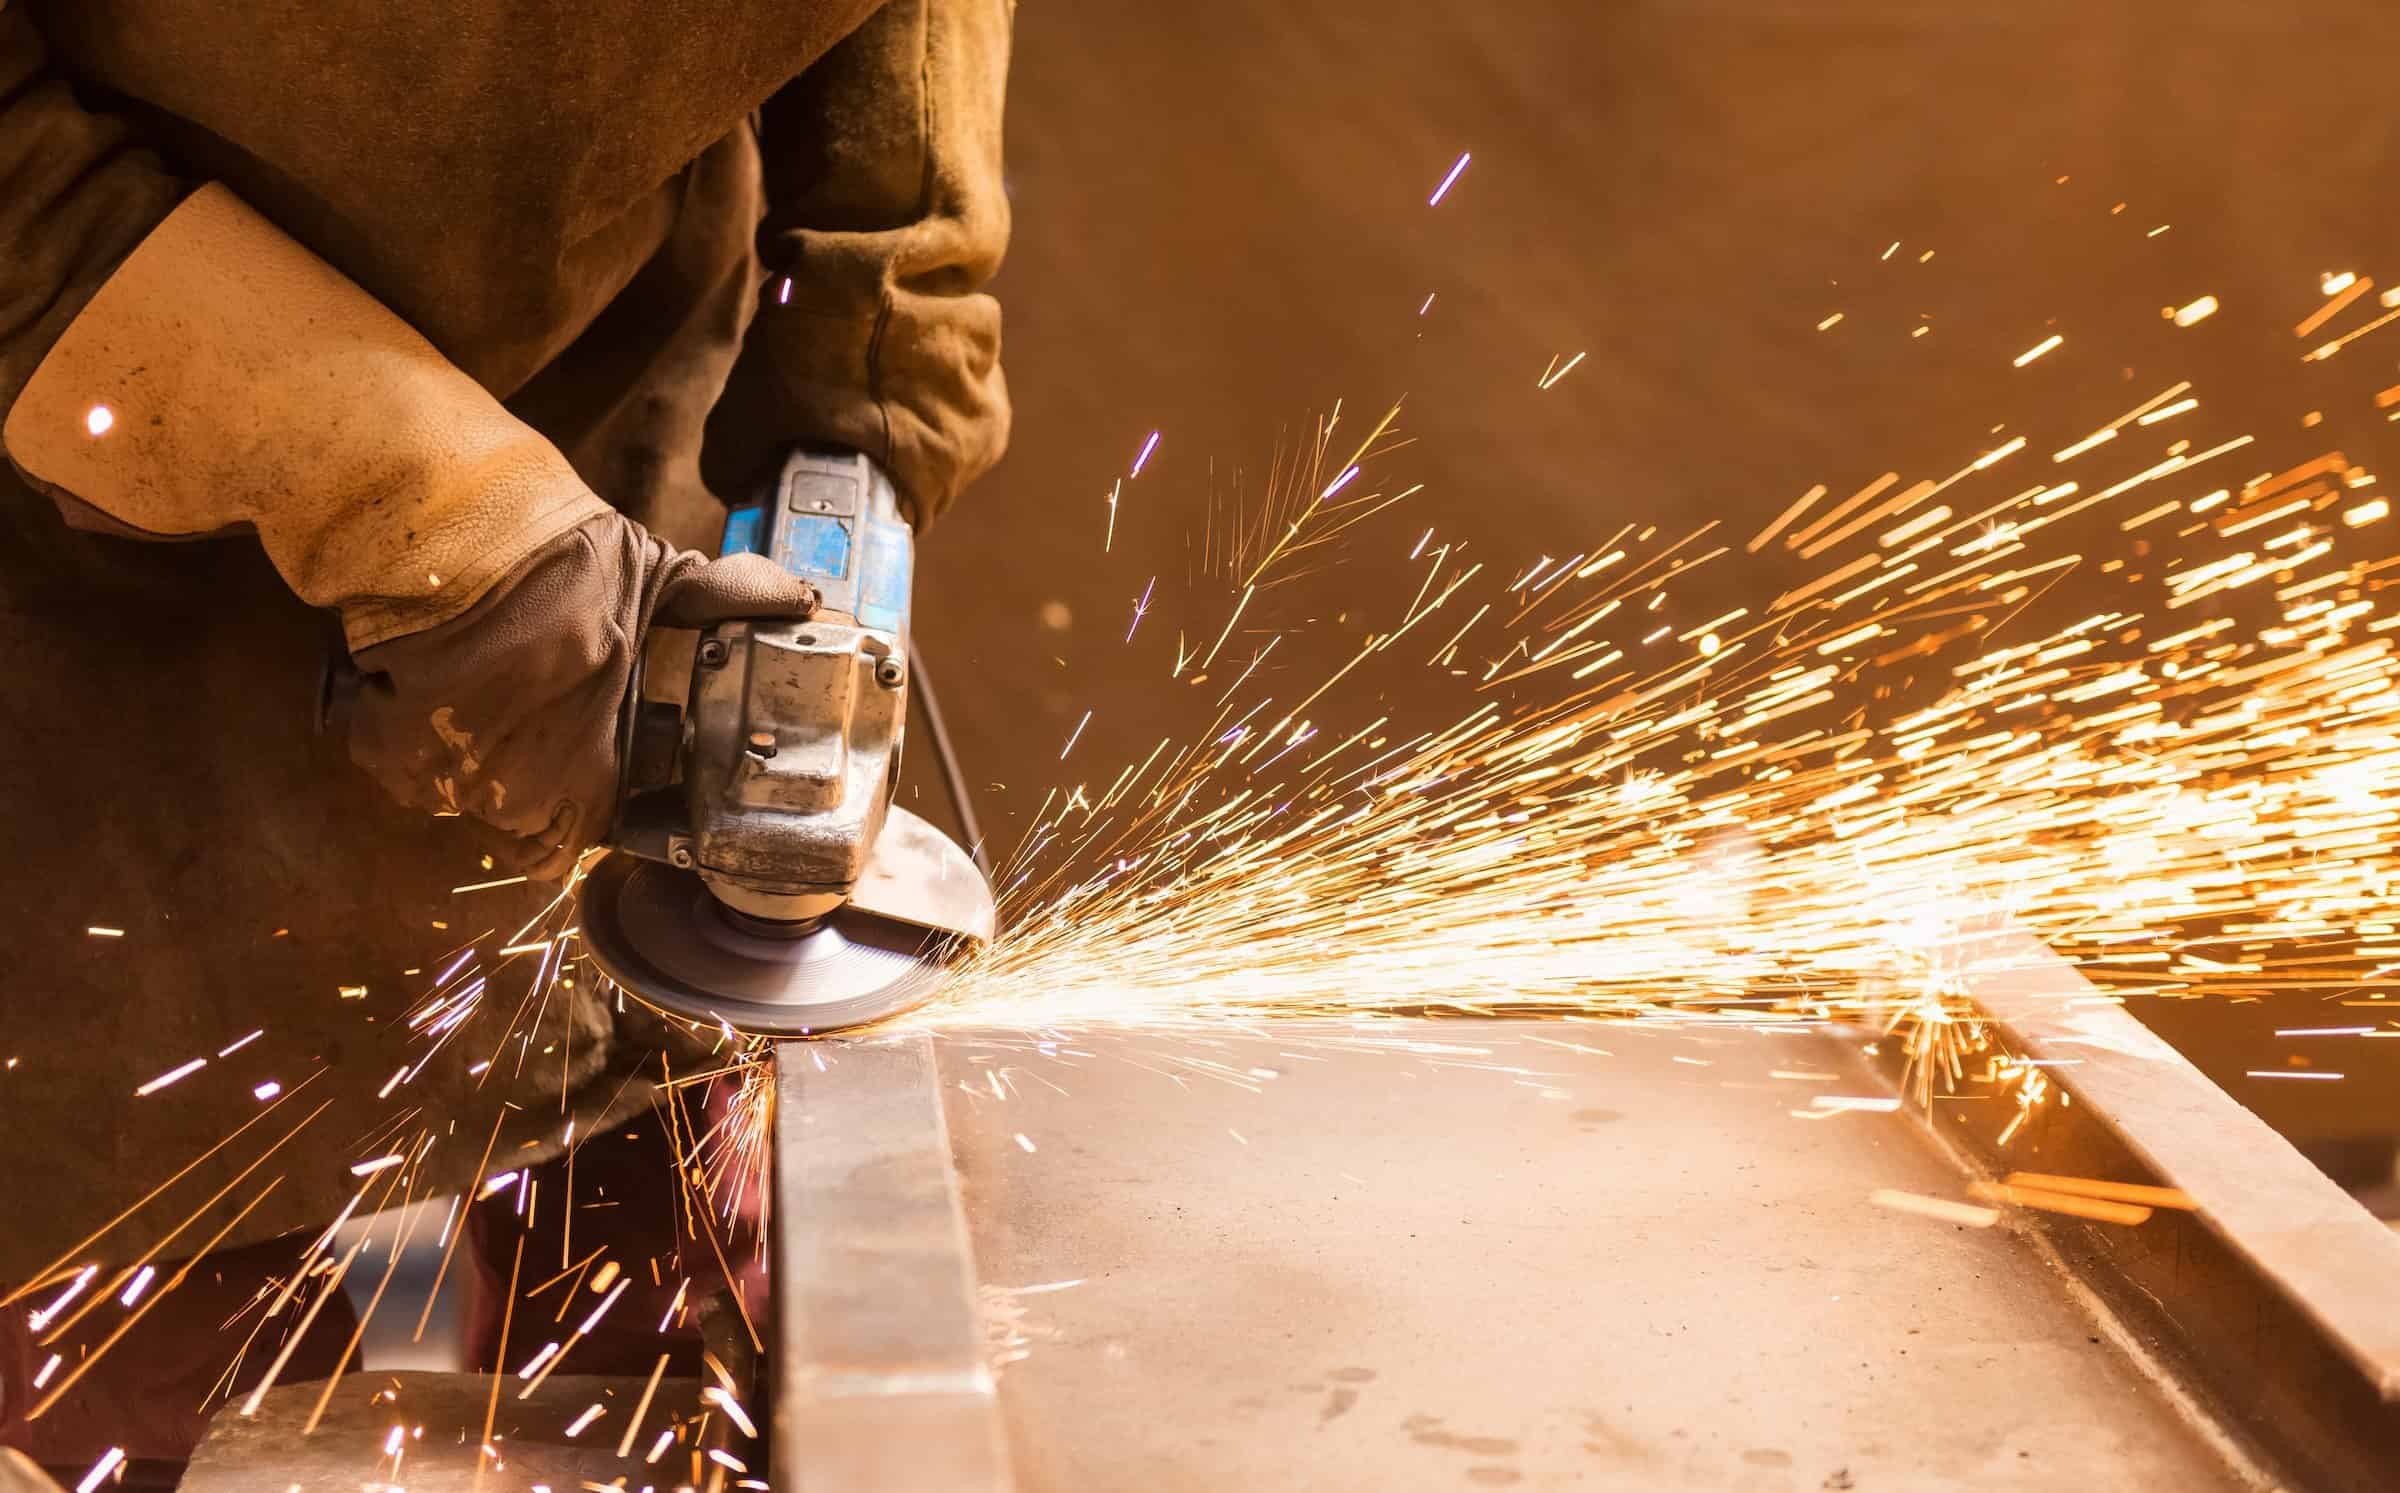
939,1019 -> 2255,1491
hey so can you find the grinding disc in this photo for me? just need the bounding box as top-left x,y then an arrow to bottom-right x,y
579,853 -> 964,1035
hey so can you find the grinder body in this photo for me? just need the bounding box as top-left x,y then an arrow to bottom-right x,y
581,449 -> 994,1035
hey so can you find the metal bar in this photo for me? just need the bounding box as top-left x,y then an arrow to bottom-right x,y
1911,926 -> 2400,1491
183,1371 -> 680,1490
772,1031 -> 1012,1491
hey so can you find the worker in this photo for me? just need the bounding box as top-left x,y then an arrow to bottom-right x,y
0,0 -> 1012,1458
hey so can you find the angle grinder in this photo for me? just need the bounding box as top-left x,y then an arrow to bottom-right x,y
578,448 -> 995,1035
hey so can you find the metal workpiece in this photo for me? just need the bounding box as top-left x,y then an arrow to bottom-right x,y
181,1372 -> 710,1490
1910,929 -> 2400,1492
772,1032 -> 1013,1492
941,1019 -> 2259,1492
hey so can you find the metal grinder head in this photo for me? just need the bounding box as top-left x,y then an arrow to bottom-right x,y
580,805 -> 993,1035
579,449 -> 994,1036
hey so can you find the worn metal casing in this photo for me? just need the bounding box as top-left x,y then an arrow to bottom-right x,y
687,451 -> 916,920
686,617 -> 899,916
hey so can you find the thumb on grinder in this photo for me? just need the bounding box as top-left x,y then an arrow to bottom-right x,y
651,551 -> 821,629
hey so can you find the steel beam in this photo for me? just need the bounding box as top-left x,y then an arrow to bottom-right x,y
1909,926 -> 2400,1492
771,1030 -> 1012,1491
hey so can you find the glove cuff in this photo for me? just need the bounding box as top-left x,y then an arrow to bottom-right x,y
2,184 -> 608,651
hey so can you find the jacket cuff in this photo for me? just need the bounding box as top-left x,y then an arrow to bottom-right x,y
2,184 -> 609,650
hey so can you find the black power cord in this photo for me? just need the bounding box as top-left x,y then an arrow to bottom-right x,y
908,649 -> 993,882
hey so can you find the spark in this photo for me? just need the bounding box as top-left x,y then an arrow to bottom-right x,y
704,1384 -> 761,1440
74,1449 -> 124,1493
616,1354 -> 673,1458
1131,430 -> 1162,479
83,406 -> 113,438
517,1278 -> 632,1399
2012,333 -> 2063,367
1126,576 -> 1157,643
1748,484 -> 1827,553
135,1057 -> 206,1096
882,264 -> 2400,1197
2169,295 -> 2218,327
1060,710 -> 1093,760
85,926 -> 122,938
1536,350 -> 1587,390
29,1267 -> 96,1331
1867,1190 -> 1999,1228
1970,1180 -> 2151,1226
2002,1172 -> 2193,1210
1427,151 -> 1472,207
2298,277 -> 2373,339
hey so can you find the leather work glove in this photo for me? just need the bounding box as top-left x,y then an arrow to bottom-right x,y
2,184 -> 817,874
349,514 -> 814,878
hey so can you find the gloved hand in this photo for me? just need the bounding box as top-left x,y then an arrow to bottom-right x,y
0,185 -> 826,876
347,512 -> 817,879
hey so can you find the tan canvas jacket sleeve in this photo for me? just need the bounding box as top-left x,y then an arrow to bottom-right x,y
706,0 -> 1015,525
0,4 -> 184,432
0,9 -> 605,653
5,184 -> 609,650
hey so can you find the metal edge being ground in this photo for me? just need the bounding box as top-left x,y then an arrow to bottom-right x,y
1871,925 -> 2400,1493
